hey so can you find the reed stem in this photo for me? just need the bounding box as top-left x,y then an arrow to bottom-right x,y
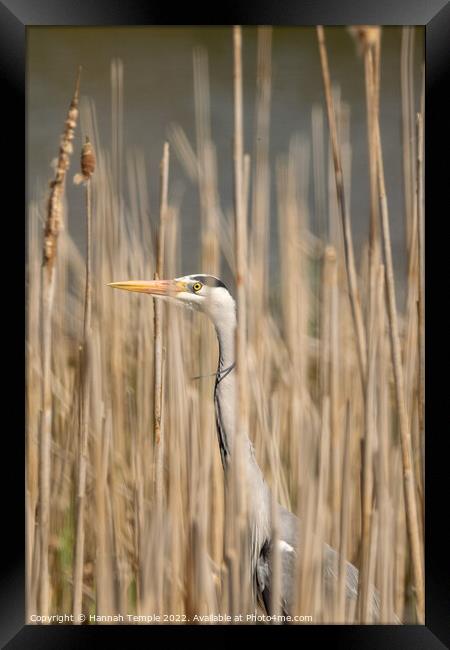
73,137 -> 95,622
38,66 -> 81,618
316,26 -> 367,392
154,142 -> 170,507
374,108 -> 424,623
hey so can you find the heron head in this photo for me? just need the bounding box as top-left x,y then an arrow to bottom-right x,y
108,273 -> 235,323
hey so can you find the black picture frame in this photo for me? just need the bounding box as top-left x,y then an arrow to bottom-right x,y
3,0 -> 449,647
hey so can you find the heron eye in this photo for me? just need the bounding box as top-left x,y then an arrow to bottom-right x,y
193,282 -> 202,292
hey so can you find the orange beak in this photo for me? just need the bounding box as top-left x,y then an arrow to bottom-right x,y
108,279 -> 186,295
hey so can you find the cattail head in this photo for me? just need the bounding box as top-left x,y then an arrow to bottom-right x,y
43,66 -> 81,268
74,136 -> 96,184
347,26 -> 381,57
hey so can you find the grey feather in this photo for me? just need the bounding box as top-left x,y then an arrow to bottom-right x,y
255,504 -> 386,622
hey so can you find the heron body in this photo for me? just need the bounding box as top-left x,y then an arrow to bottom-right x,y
109,273 -> 381,621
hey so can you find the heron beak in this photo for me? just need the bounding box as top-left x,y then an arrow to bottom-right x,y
108,279 -> 186,295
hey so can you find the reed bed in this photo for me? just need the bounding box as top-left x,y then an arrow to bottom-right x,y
26,26 -> 424,624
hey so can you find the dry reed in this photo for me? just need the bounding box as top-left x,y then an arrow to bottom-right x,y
73,136 -> 95,621
37,66 -> 81,619
154,142 -> 170,503
374,99 -> 425,623
316,26 -> 367,391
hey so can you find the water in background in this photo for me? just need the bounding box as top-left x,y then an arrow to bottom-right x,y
27,26 -> 424,307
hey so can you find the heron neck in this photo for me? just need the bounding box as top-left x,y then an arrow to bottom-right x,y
213,306 -> 271,562
213,307 -> 264,479
215,322 -> 236,379
213,309 -> 237,469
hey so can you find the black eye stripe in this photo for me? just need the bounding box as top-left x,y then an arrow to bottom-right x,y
192,275 -> 227,289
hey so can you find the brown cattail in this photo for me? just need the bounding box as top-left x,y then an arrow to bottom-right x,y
74,136 -> 96,184
37,66 -> 81,620
72,131 -> 96,621
43,66 -> 81,270
347,26 -> 381,57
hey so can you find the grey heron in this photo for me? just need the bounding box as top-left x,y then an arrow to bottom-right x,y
109,273 -> 381,622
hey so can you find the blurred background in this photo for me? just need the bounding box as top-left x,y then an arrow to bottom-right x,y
28,26 -> 423,307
